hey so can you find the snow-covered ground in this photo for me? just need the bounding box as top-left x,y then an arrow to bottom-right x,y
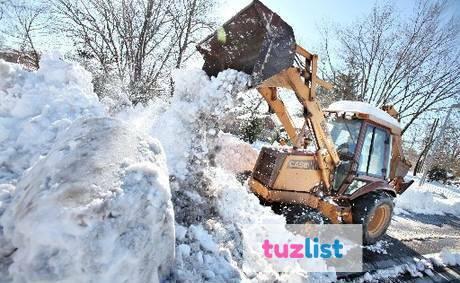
1,56 -> 459,283
395,175 -> 460,216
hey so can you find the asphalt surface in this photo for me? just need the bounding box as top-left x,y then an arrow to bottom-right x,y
273,203 -> 460,281
272,202 -> 460,283
387,213 -> 460,254
340,212 -> 460,282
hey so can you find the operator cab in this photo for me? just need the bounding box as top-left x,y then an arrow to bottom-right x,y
325,101 -> 400,192
328,118 -> 362,161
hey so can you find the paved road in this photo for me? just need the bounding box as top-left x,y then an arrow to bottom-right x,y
340,212 -> 460,282
363,212 -> 460,263
388,213 -> 460,254
271,203 -> 460,281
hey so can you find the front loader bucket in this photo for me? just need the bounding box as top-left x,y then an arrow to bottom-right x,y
197,0 -> 296,85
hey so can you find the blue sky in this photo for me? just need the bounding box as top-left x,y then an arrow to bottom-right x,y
217,0 -> 459,50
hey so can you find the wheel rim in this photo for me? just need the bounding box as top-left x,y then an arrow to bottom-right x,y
367,204 -> 391,237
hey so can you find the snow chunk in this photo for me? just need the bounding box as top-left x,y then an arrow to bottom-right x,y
0,56 -> 105,183
175,224 -> 187,241
189,225 -> 219,253
364,240 -> 391,254
0,118 -> 174,283
440,248 -> 460,266
215,133 -> 258,173
361,262 -> 422,282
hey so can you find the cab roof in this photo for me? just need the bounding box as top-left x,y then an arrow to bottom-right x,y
325,101 -> 402,135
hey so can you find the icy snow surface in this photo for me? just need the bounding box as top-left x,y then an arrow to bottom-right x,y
1,118 -> 174,283
0,58 -> 174,283
362,249 -> 460,282
439,248 -> 460,266
0,55 -> 105,183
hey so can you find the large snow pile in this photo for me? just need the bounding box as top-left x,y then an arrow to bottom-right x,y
0,55 -> 105,183
127,69 -> 335,282
1,118 -> 174,283
0,58 -> 175,283
0,56 -> 338,282
150,68 -> 249,178
395,176 -> 460,216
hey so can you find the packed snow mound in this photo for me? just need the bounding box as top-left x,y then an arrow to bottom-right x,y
130,68 -> 335,282
327,100 -> 400,132
440,248 -> 460,266
215,133 -> 258,173
0,55 -> 105,183
0,184 -> 15,281
395,177 -> 460,216
0,118 -> 174,283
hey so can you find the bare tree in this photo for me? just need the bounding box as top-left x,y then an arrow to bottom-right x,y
431,111 -> 460,177
413,118 -> 439,175
168,0 -> 215,69
320,1 -> 460,135
0,1 -> 51,69
53,0 -> 176,103
53,0 -> 216,103
166,0 -> 216,95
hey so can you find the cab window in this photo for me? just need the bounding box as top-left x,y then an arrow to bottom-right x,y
328,118 -> 362,158
358,125 -> 390,178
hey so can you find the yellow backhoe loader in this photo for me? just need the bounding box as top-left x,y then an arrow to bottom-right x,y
197,0 -> 413,244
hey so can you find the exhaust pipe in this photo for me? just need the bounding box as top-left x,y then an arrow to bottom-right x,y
197,0 -> 296,85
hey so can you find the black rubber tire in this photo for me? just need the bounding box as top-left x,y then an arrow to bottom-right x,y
352,191 -> 394,245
